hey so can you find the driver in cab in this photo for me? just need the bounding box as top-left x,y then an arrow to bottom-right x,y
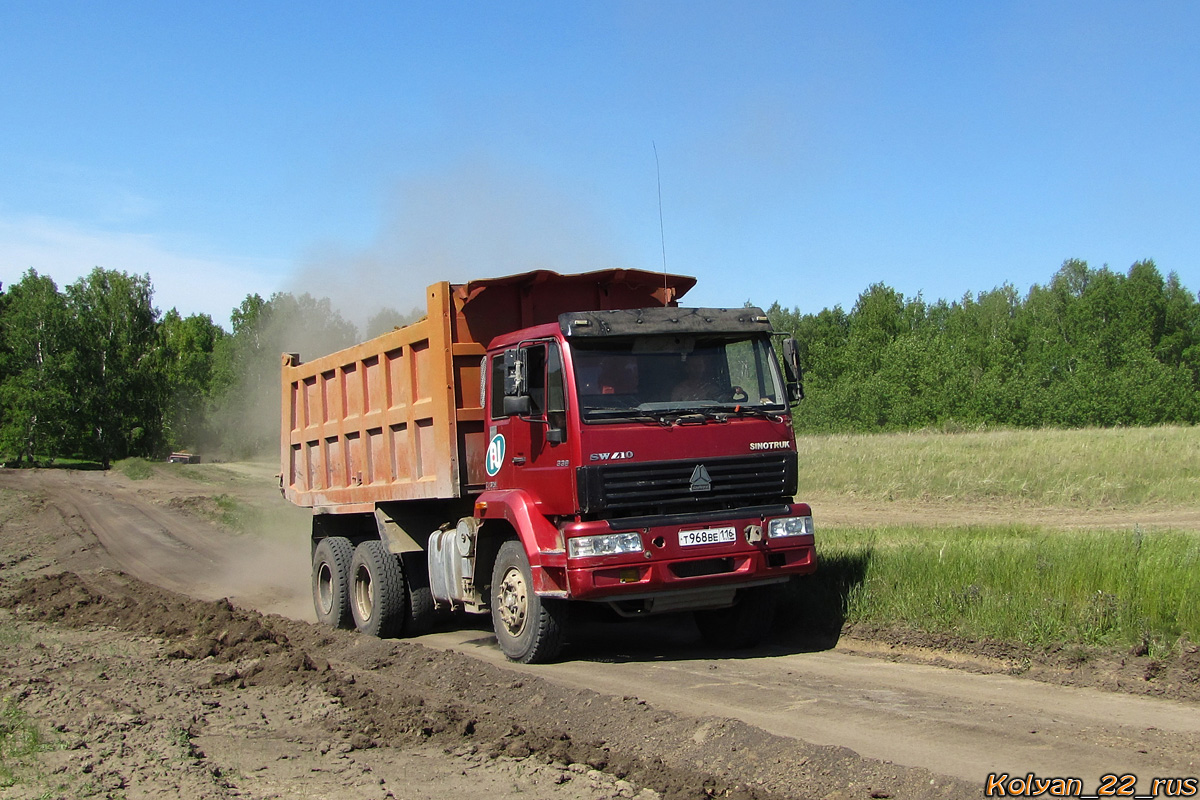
671,355 -> 721,401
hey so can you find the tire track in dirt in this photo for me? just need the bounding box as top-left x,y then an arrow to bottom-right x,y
0,468 -> 312,619
57,481 -> 225,596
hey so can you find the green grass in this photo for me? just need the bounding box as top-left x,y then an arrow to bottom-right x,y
794,524 -> 1200,652
0,699 -> 56,789
174,466 -> 218,483
0,454 -> 104,470
795,425 -> 1200,507
106,459 -> 261,532
167,460 -> 269,488
115,457 -> 155,480
213,493 -> 257,532
115,457 -> 258,485
786,426 -> 1200,651
0,626 -> 30,648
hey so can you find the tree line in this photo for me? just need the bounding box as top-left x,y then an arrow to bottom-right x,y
1,259 -> 1196,466
769,259 -> 1200,433
0,267 -> 412,467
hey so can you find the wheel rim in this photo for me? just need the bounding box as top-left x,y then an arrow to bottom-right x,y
496,565 -> 528,638
317,562 -> 335,615
353,564 -> 374,623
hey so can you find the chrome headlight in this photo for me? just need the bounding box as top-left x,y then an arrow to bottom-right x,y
567,532 -> 643,558
767,515 -> 814,538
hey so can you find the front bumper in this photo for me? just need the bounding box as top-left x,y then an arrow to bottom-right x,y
557,503 -> 816,602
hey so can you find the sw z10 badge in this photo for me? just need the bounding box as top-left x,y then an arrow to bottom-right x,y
589,451 -> 634,461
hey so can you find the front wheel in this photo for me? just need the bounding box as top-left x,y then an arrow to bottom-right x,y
490,540 -> 567,663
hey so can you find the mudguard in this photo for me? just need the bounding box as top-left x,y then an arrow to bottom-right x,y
474,488 -> 568,597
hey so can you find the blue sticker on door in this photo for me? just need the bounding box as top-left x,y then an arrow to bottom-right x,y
485,433 -> 506,477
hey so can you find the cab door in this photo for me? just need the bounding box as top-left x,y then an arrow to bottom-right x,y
485,341 -> 574,515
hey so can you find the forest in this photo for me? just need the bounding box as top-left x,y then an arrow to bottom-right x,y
0,259 -> 1196,466
770,259 -> 1200,433
0,268 -> 410,466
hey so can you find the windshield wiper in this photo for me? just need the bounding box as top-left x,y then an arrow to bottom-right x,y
583,408 -> 664,423
711,404 -> 788,421
584,406 -> 722,426
668,407 -> 729,424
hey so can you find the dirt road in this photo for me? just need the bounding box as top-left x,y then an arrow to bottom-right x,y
2,465 -> 1197,798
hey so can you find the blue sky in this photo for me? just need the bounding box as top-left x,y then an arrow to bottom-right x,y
2,1 -> 1198,330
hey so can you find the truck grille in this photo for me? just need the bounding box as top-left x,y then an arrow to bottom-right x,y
577,453 -> 797,518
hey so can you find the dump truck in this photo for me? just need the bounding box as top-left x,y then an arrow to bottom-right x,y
280,268 -> 816,663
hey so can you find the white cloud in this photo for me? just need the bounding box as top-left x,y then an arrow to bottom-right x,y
0,215 -> 288,328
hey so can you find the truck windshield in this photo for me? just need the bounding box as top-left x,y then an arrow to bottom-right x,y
571,335 -> 787,422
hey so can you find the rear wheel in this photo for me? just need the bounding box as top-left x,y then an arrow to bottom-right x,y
694,586 -> 775,649
350,540 -> 406,637
312,537 -> 354,629
490,540 -> 567,663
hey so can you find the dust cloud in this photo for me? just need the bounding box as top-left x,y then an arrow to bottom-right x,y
291,159 -> 631,333
203,158 -> 635,586
201,293 -> 360,460
217,502 -> 315,622
204,160 -> 634,461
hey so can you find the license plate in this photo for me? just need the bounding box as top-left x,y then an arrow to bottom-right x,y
678,526 -> 737,547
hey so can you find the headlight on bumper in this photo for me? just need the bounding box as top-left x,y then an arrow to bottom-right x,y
567,532 -> 644,558
767,515 -> 814,539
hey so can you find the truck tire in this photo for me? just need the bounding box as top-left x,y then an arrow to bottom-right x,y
694,586 -> 775,649
349,540 -> 407,638
490,540 -> 567,663
401,552 -> 435,636
312,537 -> 354,629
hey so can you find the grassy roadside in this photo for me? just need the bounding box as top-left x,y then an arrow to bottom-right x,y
791,426 -> 1200,652
802,524 -> 1200,654
114,457 -> 264,532
795,425 -> 1200,506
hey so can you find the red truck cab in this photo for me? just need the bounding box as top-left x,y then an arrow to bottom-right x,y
472,305 -> 815,661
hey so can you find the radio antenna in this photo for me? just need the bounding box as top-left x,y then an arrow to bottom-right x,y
653,141 -> 669,298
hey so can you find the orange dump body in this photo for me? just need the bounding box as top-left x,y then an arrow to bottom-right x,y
280,269 -> 694,512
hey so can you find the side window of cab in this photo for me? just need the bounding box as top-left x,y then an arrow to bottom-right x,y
489,354 -> 507,419
489,342 -> 558,421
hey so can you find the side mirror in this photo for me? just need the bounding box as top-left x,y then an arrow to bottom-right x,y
504,348 -> 527,397
503,394 -> 532,416
546,426 -> 566,445
781,337 -> 805,404
502,347 -> 534,416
